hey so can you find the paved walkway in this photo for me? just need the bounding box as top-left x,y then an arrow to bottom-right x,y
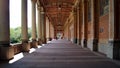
0,39 -> 120,68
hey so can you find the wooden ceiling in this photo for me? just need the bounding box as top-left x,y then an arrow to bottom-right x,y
39,0 -> 76,32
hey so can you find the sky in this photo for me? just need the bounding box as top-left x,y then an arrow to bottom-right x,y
10,0 -> 35,28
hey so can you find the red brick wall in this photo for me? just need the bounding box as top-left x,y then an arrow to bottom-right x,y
99,14 -> 109,43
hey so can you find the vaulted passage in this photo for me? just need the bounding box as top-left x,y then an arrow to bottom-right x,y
1,0 -> 120,67
1,39 -> 120,68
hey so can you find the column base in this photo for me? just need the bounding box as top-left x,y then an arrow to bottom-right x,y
107,40 -> 120,60
0,46 -> 14,60
66,38 -> 69,41
42,38 -> 47,44
77,39 -> 81,45
88,39 -> 98,51
21,42 -> 30,52
81,39 -> 87,48
31,39 -> 38,48
73,38 -> 77,44
49,38 -> 52,41
38,38 -> 42,45
92,39 -> 98,51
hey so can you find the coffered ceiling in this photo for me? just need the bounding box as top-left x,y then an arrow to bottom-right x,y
39,0 -> 76,32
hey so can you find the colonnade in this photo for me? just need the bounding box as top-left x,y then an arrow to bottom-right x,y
0,0 -> 48,60
64,0 -> 120,60
0,0 -> 120,60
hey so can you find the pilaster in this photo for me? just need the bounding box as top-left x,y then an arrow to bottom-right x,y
73,7 -> 77,44
90,0 -> 100,51
107,0 -> 120,60
82,0 -> 88,47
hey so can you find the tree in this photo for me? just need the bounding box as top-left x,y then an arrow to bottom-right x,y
10,27 -> 21,43
10,27 -> 32,43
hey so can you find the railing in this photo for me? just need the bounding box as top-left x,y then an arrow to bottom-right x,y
10,43 -> 22,55
10,41 -> 33,55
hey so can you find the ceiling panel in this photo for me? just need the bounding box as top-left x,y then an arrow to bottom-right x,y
40,0 -> 76,32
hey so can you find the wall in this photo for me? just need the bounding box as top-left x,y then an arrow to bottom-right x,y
98,14 -> 109,55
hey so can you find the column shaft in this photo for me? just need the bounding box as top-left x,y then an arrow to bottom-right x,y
21,0 -> 30,52
73,8 -> 77,44
79,1 -> 83,45
44,16 -> 46,43
49,22 -> 51,38
108,0 -> 120,60
82,0 -> 88,47
41,11 -> 46,43
31,0 -> 37,47
37,7 -> 42,45
0,0 -> 10,45
21,0 -> 28,42
32,1 -> 37,40
0,0 -> 14,60
90,0 -> 99,51
77,6 -> 80,44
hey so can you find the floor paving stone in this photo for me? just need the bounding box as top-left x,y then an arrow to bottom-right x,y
0,39 -> 120,68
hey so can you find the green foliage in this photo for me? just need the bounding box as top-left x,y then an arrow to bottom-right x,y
10,27 -> 31,43
28,28 -> 32,40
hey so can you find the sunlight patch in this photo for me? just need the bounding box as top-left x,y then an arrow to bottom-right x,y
9,53 -> 24,64
38,46 -> 42,48
29,48 -> 36,53
47,41 -> 51,43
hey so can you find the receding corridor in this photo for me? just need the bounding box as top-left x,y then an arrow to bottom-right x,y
0,39 -> 120,68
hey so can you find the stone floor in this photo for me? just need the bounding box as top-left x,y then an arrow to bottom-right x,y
0,39 -> 120,68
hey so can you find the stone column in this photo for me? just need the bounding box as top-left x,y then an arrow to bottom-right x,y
68,24 -> 70,41
49,22 -> 52,41
73,7 -> 77,44
0,0 -> 14,60
54,29 -> 57,39
82,0 -> 88,47
78,1 -> 83,45
90,0 -> 99,51
41,10 -> 46,44
37,6 -> 42,45
21,0 -> 30,52
31,0 -> 37,48
77,5 -> 80,45
108,0 -> 120,60
43,13 -> 46,44
67,25 -> 69,40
